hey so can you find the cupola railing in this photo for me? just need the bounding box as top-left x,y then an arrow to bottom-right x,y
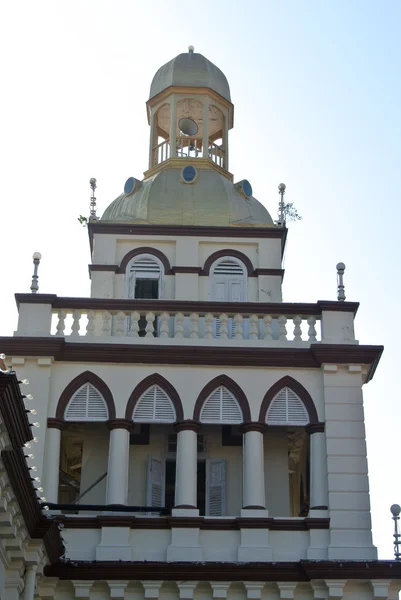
152,138 -> 225,169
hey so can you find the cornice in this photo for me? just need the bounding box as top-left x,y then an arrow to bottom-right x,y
0,338 -> 383,381
44,559 -> 401,581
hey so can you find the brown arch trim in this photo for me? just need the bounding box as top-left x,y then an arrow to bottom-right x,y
55,371 -> 116,421
193,375 -> 251,423
125,374 -> 184,422
117,247 -> 172,274
202,250 -> 255,277
259,376 -> 319,425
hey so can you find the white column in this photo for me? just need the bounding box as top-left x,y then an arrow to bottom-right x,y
242,424 -> 266,509
170,96 -> 177,158
22,566 -> 37,600
202,97 -> 210,158
148,107 -> 155,168
174,421 -> 200,508
43,422 -> 63,504
106,421 -> 131,505
309,427 -> 329,510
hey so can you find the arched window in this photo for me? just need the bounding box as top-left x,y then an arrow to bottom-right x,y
126,254 -> 163,300
64,383 -> 109,422
266,387 -> 309,426
200,386 -> 243,424
133,385 -> 176,423
210,256 -> 247,303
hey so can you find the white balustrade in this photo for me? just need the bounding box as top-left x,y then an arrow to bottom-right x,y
51,306 -> 323,344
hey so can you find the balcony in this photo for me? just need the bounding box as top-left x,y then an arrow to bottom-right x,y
13,295 -> 358,347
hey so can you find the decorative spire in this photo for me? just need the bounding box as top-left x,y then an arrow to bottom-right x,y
336,262 -> 346,301
89,178 -> 98,220
278,183 -> 286,227
391,504 -> 401,560
30,252 -> 42,294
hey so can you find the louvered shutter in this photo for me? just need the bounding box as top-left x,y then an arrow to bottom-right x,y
64,383 -> 108,421
266,387 -> 309,426
206,458 -> 226,516
200,386 -> 243,424
130,257 -> 161,277
133,385 -> 176,423
214,260 -> 244,276
146,455 -> 165,508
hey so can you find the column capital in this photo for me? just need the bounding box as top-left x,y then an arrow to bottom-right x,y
108,581 -> 129,599
176,582 -> 199,599
369,580 -> 391,599
141,581 -> 163,599
306,422 -> 325,434
324,580 -> 347,599
71,581 -> 94,599
277,582 -> 297,599
210,582 -> 231,599
174,420 -> 201,433
107,419 -> 133,432
244,582 -> 265,599
47,418 -> 66,430
241,422 -> 267,434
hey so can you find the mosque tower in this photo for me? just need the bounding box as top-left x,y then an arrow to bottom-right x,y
0,47 -> 400,600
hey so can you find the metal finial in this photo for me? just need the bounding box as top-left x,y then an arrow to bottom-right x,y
336,262 -> 346,301
278,183 -> 286,227
30,252 -> 42,294
89,178 -> 98,220
188,45 -> 194,54
391,504 -> 401,560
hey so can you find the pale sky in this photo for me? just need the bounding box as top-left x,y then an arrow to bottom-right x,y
1,1 -> 400,559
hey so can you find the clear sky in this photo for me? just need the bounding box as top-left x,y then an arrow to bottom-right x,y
1,0 -> 400,558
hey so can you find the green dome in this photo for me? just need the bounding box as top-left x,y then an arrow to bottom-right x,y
149,51 -> 231,102
101,169 -> 274,227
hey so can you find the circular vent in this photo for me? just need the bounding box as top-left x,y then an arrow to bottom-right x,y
181,165 -> 198,184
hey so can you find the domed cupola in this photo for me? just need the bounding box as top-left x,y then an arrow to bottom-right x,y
100,47 -> 274,228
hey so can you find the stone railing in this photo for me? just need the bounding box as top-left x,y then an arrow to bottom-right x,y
14,295 -> 359,345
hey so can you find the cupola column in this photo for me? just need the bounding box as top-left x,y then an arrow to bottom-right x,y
169,96 -> 177,159
149,106 -> 157,168
106,420 -> 132,505
174,420 -> 201,508
307,423 -> 328,510
44,418 -> 65,504
241,423 -> 267,510
223,109 -> 229,170
202,97 -> 210,158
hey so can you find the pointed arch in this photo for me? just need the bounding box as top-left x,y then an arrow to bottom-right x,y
259,376 -> 319,425
125,374 -> 184,422
117,247 -> 172,274
193,375 -> 251,423
56,371 -> 116,421
202,249 -> 255,276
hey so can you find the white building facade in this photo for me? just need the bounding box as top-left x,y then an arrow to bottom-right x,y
1,48 -> 400,599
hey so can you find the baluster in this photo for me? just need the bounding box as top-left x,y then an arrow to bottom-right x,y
101,311 -> 112,336
263,314 -> 273,341
189,313 -> 199,339
71,310 -> 81,338
159,312 -> 170,338
115,311 -> 126,337
307,316 -> 317,342
278,315 -> 288,341
86,311 -> 96,336
249,314 -> 259,340
55,310 -> 66,336
204,313 -> 214,339
129,311 -> 140,337
219,314 -> 229,340
174,312 -> 185,338
233,314 -> 243,339
145,312 -> 155,337
293,315 -> 302,342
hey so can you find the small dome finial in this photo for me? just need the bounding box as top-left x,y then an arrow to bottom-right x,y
188,45 -> 194,54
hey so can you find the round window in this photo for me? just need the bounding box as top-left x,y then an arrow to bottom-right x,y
124,177 -> 137,195
242,179 -> 252,198
181,165 -> 198,183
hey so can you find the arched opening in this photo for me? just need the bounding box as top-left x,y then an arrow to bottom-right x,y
125,253 -> 164,336
57,376 -> 113,508
263,384 -> 312,517
209,256 -> 248,338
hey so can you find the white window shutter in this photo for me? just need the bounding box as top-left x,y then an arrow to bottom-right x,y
133,385 -> 176,423
130,257 -> 161,278
214,260 -> 245,276
146,455 -> 165,508
206,458 -> 226,516
200,386 -> 243,424
266,387 -> 309,426
64,383 -> 108,422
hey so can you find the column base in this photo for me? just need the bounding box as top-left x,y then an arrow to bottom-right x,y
240,508 -> 269,517
171,508 -> 199,517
